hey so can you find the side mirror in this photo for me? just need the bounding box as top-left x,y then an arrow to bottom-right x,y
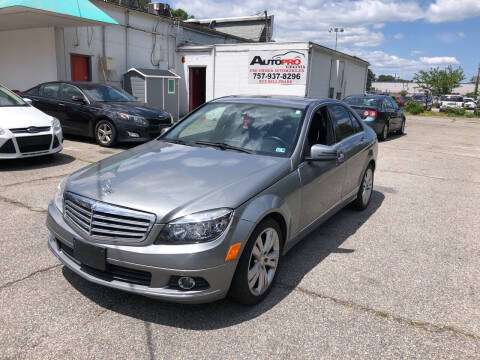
160,127 -> 171,136
71,95 -> 86,104
306,144 -> 338,161
23,98 -> 32,105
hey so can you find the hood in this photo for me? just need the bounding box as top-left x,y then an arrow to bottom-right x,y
1,106 -> 53,129
67,141 -> 291,222
97,102 -> 170,117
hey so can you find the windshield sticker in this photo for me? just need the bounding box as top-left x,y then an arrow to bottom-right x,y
275,147 -> 286,153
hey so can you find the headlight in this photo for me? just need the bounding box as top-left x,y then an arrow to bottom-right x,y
0,128 -> 6,136
51,117 -> 61,131
156,208 -> 233,244
119,113 -> 148,126
54,178 -> 67,213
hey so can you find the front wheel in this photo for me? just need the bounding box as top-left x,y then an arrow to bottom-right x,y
229,218 -> 282,305
352,164 -> 374,210
95,120 -> 117,147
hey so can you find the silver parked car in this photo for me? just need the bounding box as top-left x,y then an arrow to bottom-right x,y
47,96 -> 378,305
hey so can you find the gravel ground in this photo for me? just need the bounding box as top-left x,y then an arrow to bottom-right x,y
0,116 -> 479,359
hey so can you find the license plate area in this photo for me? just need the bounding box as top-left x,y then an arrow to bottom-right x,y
73,239 -> 106,271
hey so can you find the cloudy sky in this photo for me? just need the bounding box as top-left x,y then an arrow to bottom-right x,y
170,0 -> 479,80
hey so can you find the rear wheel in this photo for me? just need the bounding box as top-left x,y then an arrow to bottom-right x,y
398,118 -> 406,134
379,123 -> 389,141
352,164 -> 374,210
95,120 -> 117,147
229,218 -> 282,305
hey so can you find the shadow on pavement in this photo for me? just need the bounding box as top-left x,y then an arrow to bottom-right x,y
63,190 -> 385,330
0,152 -> 76,172
382,133 -> 407,142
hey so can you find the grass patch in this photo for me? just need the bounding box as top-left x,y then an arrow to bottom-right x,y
405,110 -> 480,119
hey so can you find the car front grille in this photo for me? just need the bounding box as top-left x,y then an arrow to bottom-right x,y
64,192 -> 156,242
16,135 -> 52,153
148,117 -> 171,125
10,126 -> 51,134
58,240 -> 152,286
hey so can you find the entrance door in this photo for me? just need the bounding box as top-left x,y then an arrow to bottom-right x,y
71,55 -> 89,81
189,67 -> 206,112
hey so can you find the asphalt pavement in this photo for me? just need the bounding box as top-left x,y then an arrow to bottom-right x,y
0,116 -> 479,359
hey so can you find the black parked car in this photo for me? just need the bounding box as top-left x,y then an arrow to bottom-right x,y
23,82 -> 173,147
343,94 -> 406,141
412,93 -> 433,111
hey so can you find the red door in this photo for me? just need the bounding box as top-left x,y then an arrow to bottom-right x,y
189,67 -> 206,112
71,55 -> 89,81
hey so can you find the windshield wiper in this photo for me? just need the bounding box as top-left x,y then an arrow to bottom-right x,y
194,141 -> 254,154
161,138 -> 188,145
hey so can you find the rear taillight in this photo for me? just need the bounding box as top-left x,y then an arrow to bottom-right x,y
363,110 -> 377,118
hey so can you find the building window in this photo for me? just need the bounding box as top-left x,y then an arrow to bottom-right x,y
168,79 -> 175,94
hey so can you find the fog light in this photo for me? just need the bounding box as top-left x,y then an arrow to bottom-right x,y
177,276 -> 196,290
127,131 -> 140,138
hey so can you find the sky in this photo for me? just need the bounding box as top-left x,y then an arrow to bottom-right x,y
170,0 -> 480,81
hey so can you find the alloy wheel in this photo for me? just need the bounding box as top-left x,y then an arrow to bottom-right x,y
362,168 -> 373,205
97,123 -> 113,145
247,227 -> 280,296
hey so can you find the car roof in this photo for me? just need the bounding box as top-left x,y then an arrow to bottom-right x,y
211,95 -> 339,109
32,81 -> 116,90
345,94 -> 387,99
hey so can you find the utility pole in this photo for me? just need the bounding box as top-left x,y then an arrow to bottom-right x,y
474,63 -> 480,98
264,10 -> 270,42
329,27 -> 344,51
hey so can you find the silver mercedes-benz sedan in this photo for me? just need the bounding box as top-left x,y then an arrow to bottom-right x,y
47,96 -> 378,305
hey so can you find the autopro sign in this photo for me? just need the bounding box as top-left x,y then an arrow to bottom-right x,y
248,50 -> 308,85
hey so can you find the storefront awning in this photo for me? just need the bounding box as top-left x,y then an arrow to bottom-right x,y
0,0 -> 118,31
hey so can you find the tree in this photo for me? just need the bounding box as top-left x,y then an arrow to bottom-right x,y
170,8 -> 194,21
399,90 -> 408,96
377,74 -> 396,82
366,69 -> 375,91
413,66 -> 465,95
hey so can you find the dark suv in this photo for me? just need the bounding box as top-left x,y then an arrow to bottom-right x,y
23,82 -> 172,147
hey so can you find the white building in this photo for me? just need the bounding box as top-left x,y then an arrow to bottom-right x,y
0,1 -> 369,119
0,0 -> 246,93
177,42 -> 369,116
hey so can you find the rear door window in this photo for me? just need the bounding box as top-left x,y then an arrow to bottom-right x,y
39,83 -> 60,99
329,105 -> 355,142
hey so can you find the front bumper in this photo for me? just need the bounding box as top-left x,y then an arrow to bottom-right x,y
0,127 -> 63,159
115,122 -> 171,143
47,202 -> 252,303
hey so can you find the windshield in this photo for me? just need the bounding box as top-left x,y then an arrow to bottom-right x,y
162,102 -> 305,157
0,86 -> 27,107
413,94 -> 425,100
83,85 -> 136,102
344,96 -> 380,107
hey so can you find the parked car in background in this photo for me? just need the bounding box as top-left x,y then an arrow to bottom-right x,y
23,82 -> 173,147
463,97 -> 476,110
344,94 -> 406,141
47,96 -> 378,305
412,93 -> 433,111
396,95 -> 411,107
0,83 -> 62,159
439,95 -> 464,111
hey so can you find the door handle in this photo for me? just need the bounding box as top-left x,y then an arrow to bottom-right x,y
58,103 -> 65,106
337,151 -> 345,163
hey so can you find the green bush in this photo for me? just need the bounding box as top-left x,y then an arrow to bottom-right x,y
404,100 -> 424,115
442,107 -> 466,116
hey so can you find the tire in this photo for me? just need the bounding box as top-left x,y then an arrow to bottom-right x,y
352,164 -> 374,211
379,123 -> 389,141
229,218 -> 283,305
95,119 -> 117,147
398,118 -> 406,135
